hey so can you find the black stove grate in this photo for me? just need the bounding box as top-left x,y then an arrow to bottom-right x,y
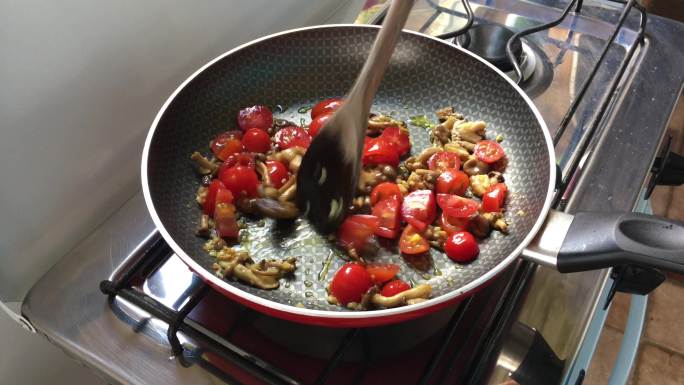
99,1 -> 647,384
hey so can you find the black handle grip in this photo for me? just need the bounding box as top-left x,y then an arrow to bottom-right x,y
557,211 -> 684,274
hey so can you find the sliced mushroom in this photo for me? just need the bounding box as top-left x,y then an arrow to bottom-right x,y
190,151 -> 218,175
196,214 -> 211,237
370,284 -> 432,308
468,214 -> 491,238
278,183 -> 297,203
431,123 -> 450,145
252,198 -> 299,219
453,121 -> 486,143
443,142 -> 471,161
470,174 -> 491,197
196,185 -> 208,206
488,171 -> 505,184
483,212 -> 509,234
463,157 -> 490,176
435,106 -> 455,121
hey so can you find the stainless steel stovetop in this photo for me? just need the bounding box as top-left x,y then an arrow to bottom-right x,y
21,1 -> 684,384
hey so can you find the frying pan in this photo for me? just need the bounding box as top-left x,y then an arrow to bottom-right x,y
142,25 -> 684,327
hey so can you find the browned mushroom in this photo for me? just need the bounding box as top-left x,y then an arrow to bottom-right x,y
370,284 -> 432,308
483,212 -> 509,234
463,157 -> 490,176
453,121 -> 486,143
252,198 -> 299,219
468,214 -> 492,238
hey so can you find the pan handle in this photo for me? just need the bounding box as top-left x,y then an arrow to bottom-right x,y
556,212 -> 684,274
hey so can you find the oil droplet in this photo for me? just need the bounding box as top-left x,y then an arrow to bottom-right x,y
304,269 -> 311,275
422,273 -> 431,280
305,291 -> 314,298
434,267 -> 442,276
304,280 -> 313,287
284,282 -> 291,288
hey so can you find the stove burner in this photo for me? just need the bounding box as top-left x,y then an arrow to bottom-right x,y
457,24 -> 523,73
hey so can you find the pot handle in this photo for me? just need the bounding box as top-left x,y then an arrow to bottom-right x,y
557,212 -> 684,274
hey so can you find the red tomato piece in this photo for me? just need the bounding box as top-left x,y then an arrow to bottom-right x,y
203,179 -> 228,216
399,225 -> 430,255
265,160 -> 289,189
242,128 -> 271,153
428,151 -> 461,172
482,183 -> 508,212
372,197 -> 401,238
366,264 -> 400,285
211,131 -> 244,160
438,213 -> 469,235
311,98 -> 343,119
214,203 -> 239,238
237,105 -> 273,131
329,262 -> 373,305
375,226 -> 399,239
308,112 -> 332,136
337,215 -> 380,252
435,169 -> 470,196
401,190 -> 436,231
474,140 -> 505,164
219,153 -> 255,175
380,280 -> 411,297
436,194 -> 479,219
370,182 -> 403,206
274,126 -> 311,150
445,231 -> 479,263
379,126 -> 411,156
219,166 -> 259,198
362,137 -> 400,167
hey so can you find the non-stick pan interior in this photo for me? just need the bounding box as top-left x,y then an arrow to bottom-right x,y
145,26 -> 551,312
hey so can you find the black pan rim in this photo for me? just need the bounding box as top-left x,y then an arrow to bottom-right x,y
140,24 -> 556,322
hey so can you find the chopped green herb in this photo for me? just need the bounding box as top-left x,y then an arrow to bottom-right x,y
409,115 -> 436,129
300,117 -> 306,127
495,134 -> 504,142
297,105 -> 313,114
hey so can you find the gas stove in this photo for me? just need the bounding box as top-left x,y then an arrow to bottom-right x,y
21,1 -> 684,385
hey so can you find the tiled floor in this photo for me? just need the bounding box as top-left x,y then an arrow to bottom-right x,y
583,93 -> 684,384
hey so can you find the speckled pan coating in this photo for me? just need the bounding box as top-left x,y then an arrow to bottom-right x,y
143,25 -> 552,318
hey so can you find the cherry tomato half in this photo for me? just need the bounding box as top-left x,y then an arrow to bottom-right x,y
210,131 -> 244,161
214,203 -> 240,238
237,105 -> 273,131
380,280 -> 411,297
482,183 -> 508,212
372,197 -> 401,239
436,194 -> 479,219
399,225 -> 430,255
474,140 -> 505,164
311,98 -> 343,119
444,231 -> 479,263
435,169 -> 469,196
274,126 -> 311,150
329,262 -> 373,305
265,160 -> 289,189
362,137 -> 400,167
308,112 -> 332,136
439,213 -> 469,235
219,166 -> 259,198
337,215 -> 380,252
203,179 -> 229,216
370,182 -> 403,206
401,190 -> 436,232
366,264 -> 400,285
219,153 -> 255,175
242,128 -> 271,153
379,126 -> 411,156
428,151 -> 461,172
